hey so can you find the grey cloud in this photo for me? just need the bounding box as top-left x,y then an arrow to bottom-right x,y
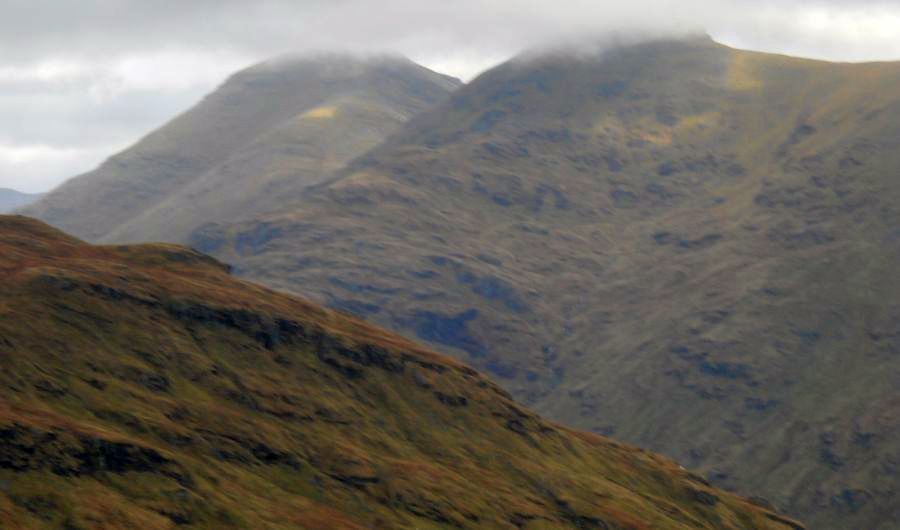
5,1 -> 900,67
2,0 -> 900,192
0,84 -> 212,148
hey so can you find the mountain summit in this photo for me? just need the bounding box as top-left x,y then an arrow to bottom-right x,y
17,35 -> 900,528
20,54 -> 460,243
185,37 -> 900,528
0,215 -> 801,529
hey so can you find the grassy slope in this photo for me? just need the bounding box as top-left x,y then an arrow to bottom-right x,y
197,37 -> 900,528
0,215 -> 801,529
19,55 -> 460,244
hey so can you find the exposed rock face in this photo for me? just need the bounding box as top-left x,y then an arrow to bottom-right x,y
0,215 -> 801,529
0,423 -> 186,481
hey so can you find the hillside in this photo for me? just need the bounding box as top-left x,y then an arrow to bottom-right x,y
19,54 -> 460,243
0,215 -> 801,529
0,188 -> 41,213
188,36 -> 900,528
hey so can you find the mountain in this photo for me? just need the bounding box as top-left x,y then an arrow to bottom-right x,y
0,188 -> 41,213
183,36 -> 900,528
19,54 -> 460,243
0,215 -> 801,530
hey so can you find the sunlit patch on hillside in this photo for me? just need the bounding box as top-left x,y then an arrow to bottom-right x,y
330,170 -> 381,189
302,105 -> 338,119
638,126 -> 673,146
633,116 -> 674,145
590,116 -> 621,137
728,52 -> 763,91
676,111 -> 721,135
591,116 -> 673,146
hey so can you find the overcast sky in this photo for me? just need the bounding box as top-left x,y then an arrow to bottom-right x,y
3,0 -> 900,193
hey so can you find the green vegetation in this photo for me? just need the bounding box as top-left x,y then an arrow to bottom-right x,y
19,35 -> 900,528
0,215 -> 800,529
194,37 -> 900,528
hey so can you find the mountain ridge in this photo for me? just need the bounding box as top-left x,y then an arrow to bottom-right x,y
184,37 -> 900,529
15,35 -> 900,528
19,53 -> 461,243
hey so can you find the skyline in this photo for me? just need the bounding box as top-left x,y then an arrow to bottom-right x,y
3,0 -> 900,193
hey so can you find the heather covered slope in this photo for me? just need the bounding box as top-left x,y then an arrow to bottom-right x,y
0,216 -> 800,530
19,54 -> 460,243
195,37 -> 900,528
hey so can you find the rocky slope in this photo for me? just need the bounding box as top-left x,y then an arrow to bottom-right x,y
190,37 -> 900,528
0,215 -> 801,529
0,188 -> 41,213
19,54 -> 460,243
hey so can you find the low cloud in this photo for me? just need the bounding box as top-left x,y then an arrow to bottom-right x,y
3,0 -> 900,192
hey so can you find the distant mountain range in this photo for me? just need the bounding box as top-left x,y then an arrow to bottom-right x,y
20,36 -> 900,528
0,188 -> 41,213
20,54 -> 460,243
0,215 -> 801,529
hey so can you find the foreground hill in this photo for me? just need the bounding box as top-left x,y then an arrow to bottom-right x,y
20,54 -> 460,243
0,215 -> 800,529
190,37 -> 900,528
0,188 -> 41,213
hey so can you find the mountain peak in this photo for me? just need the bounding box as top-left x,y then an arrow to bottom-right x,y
188,36 -> 900,529
509,31 -> 722,66
231,51 -> 462,91
19,53 -> 461,243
